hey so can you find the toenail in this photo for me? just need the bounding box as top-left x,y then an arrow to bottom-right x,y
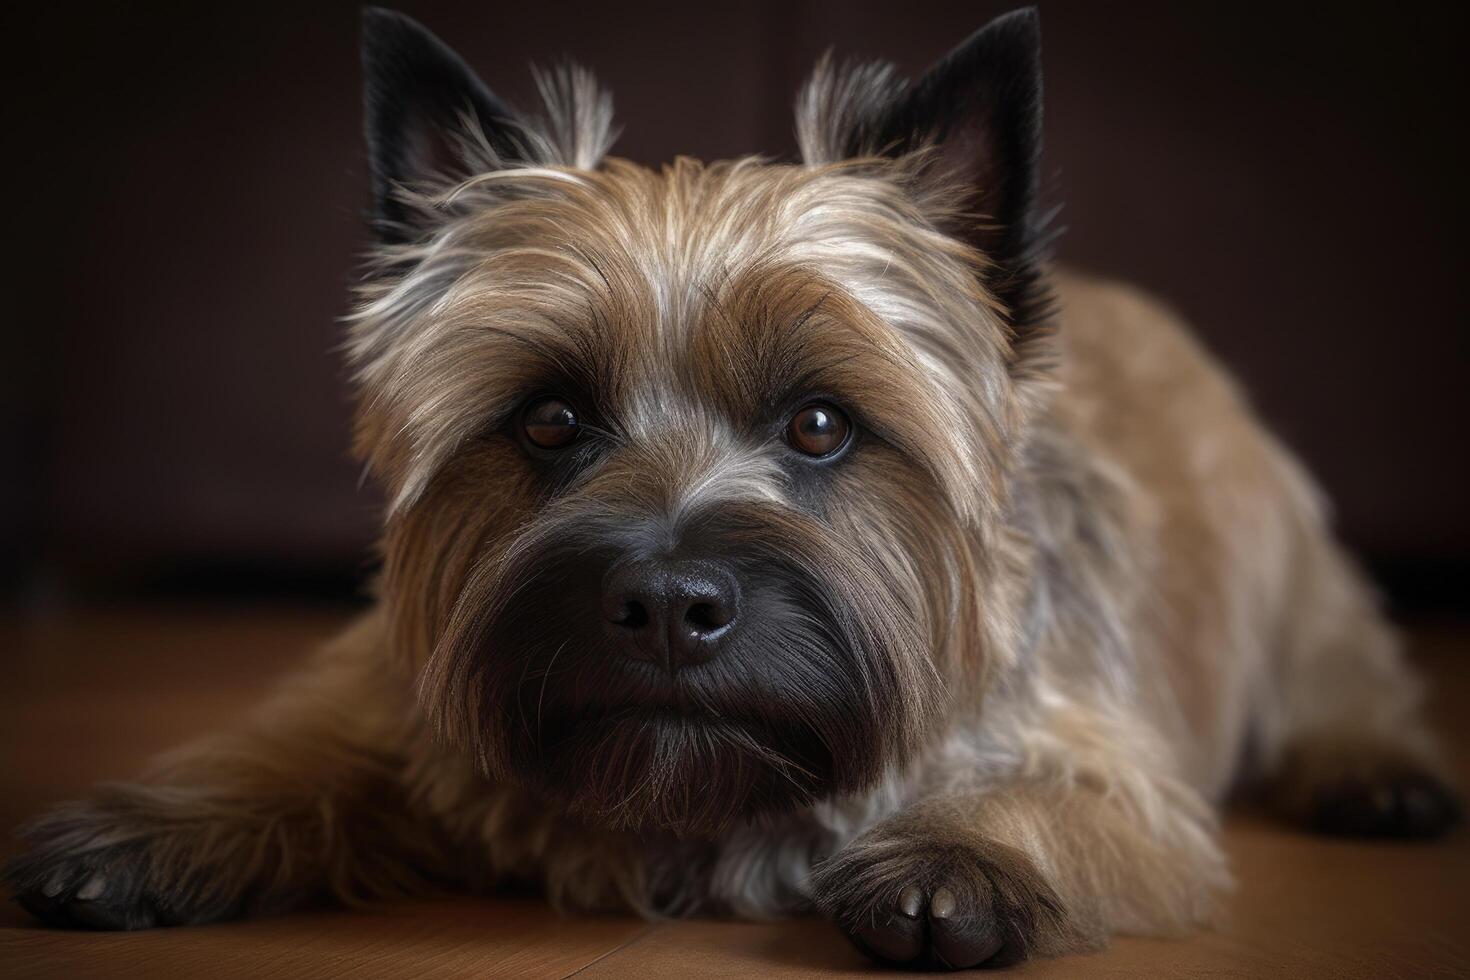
75,874 -> 106,901
930,886 -> 957,920
898,886 -> 923,919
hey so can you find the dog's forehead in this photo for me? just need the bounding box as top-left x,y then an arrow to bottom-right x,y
475,160 -> 961,422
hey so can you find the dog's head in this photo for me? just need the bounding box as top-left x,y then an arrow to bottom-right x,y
350,8 -> 1051,835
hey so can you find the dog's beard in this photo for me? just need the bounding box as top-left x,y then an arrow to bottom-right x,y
532,708 -> 830,835
419,499 -> 938,836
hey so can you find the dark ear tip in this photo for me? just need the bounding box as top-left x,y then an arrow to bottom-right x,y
997,6 -> 1041,29
361,6 -> 399,27
938,8 -> 1040,76
994,7 -> 1040,39
361,7 -> 425,52
361,6 -> 395,34
361,7 -> 398,56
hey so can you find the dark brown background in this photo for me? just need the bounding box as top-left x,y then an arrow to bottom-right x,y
6,1 -> 1467,610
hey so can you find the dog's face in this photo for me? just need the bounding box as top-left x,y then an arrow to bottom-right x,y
352,9 -> 1048,834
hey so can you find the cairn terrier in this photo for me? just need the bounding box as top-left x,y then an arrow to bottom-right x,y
7,6 -> 1460,969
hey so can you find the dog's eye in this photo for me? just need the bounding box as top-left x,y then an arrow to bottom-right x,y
787,402 -> 850,458
521,396 -> 580,450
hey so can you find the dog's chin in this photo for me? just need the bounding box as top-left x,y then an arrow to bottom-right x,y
518,709 -> 833,836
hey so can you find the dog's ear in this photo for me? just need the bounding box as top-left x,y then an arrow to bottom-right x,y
797,8 -> 1050,331
360,8 -> 615,244
361,8 -> 525,242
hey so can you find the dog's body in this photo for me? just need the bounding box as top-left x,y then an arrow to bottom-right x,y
8,7 -> 1458,969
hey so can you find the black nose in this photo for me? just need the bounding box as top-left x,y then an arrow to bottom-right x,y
602,559 -> 741,670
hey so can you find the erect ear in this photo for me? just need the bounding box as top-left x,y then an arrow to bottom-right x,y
797,8 -> 1050,332
361,8 -> 616,245
361,8 -> 528,242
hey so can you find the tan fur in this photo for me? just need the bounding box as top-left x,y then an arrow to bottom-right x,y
8,16 -> 1456,968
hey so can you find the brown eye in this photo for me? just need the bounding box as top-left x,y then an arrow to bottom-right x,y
522,396 -> 579,450
787,402 -> 850,458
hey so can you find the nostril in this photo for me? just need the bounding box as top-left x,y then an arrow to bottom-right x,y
613,599 -> 649,630
685,601 -> 732,633
603,559 -> 741,667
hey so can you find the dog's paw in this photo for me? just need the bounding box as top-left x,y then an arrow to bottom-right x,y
4,799 -> 227,931
1272,740 -> 1463,840
1306,767 -> 1462,839
7,843 -> 165,931
812,832 -> 1080,970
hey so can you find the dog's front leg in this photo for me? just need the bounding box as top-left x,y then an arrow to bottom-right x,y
811,708 -> 1230,969
4,614 -> 450,929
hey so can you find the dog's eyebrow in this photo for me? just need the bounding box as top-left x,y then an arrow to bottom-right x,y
690,273 -> 933,427
696,281 -> 740,337
563,241 -> 615,295
789,291 -> 831,333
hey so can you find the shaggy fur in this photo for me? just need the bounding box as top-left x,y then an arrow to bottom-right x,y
7,6 -> 1460,969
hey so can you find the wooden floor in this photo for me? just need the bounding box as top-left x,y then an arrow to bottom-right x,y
1,606 -> 1467,979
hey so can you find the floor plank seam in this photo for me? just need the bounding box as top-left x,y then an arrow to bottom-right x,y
561,924 -> 660,978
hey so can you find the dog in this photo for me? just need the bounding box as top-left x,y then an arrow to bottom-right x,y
6,6 -> 1460,970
